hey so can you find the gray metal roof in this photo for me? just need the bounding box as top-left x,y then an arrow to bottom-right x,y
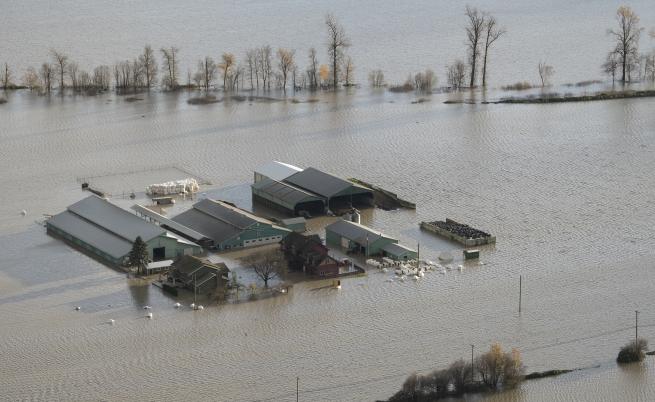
281,217 -> 306,225
284,167 -> 369,199
254,161 -> 302,181
131,204 -> 208,242
193,199 -> 256,229
382,242 -> 416,256
325,219 -> 392,244
48,211 -> 133,259
252,178 -> 324,206
172,208 -> 243,244
68,195 -> 164,242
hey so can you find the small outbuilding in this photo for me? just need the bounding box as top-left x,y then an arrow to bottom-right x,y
281,217 -> 307,233
280,232 -> 342,277
382,243 -> 418,261
168,255 -> 230,295
325,219 -> 397,256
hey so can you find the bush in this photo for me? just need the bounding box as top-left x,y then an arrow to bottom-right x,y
617,338 -> 648,363
502,82 -> 532,90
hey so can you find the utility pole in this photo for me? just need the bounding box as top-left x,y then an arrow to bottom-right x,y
470,344 -> 474,383
635,310 -> 639,344
296,376 -> 299,402
518,275 -> 522,313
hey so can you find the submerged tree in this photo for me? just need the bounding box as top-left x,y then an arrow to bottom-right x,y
1,63 -> 13,89
465,6 -> 485,88
244,251 -> 284,288
617,338 -> 648,363
128,236 -> 150,275
368,69 -> 385,87
608,6 -> 643,82
325,13 -> 351,88
50,49 -> 69,91
307,47 -> 319,89
603,51 -> 620,83
139,45 -> 157,89
220,52 -> 235,90
447,60 -> 467,89
537,61 -> 554,87
277,48 -> 295,91
160,46 -> 179,90
481,14 -> 506,87
40,63 -> 53,93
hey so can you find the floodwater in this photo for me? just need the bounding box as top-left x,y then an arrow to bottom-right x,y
2,2 -> 655,401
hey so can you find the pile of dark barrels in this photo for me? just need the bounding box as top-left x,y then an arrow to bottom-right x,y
430,220 -> 491,239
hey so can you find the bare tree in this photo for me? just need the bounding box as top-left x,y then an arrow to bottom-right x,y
139,45 -> 157,89
342,56 -> 354,86
325,13 -> 351,88
481,14 -> 505,87
413,69 -> 435,92
93,65 -> 110,90
131,58 -> 144,92
307,47 -> 319,89
22,67 -> 40,91
608,6 -> 643,82
465,6 -> 485,88
447,60 -> 467,89
244,251 -> 285,288
368,69 -> 385,87
245,49 -> 257,89
40,63 -> 53,93
537,61 -> 554,87
160,46 -> 179,90
219,52 -> 235,90
258,46 -> 273,90
67,61 -> 79,91
1,63 -> 12,89
197,56 -> 217,90
603,51 -> 620,83
51,49 -> 69,91
277,48 -> 295,91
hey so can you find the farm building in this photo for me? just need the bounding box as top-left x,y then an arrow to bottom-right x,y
325,219 -> 416,260
251,162 -> 374,216
280,232 -> 342,277
168,255 -> 230,295
280,217 -> 307,233
171,198 -> 291,250
46,195 -> 202,267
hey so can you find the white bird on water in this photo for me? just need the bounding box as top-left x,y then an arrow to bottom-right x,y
108,319 -> 115,325
20,210 -> 27,217
143,306 -> 151,310
174,302 -> 181,308
196,305 -> 204,311
74,306 -> 81,311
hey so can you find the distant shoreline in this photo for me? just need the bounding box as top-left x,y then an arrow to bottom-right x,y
489,89 -> 655,104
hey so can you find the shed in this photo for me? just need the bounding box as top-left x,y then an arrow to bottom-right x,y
254,161 -> 303,183
281,217 -> 307,233
251,178 -> 325,216
325,219 -> 397,256
284,167 -> 373,211
382,243 -> 418,261
168,255 -> 229,295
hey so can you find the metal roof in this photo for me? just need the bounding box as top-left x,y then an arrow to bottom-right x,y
131,204 -> 208,242
193,199 -> 257,229
48,211 -> 133,259
284,167 -> 369,199
382,243 -> 416,256
172,208 -> 243,244
281,217 -> 306,225
325,219 -> 392,245
68,195 -> 164,242
255,161 -> 303,181
252,178 -> 324,206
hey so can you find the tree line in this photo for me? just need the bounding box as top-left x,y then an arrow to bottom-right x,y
0,13 -> 352,95
388,343 -> 524,402
2,6 -> 654,96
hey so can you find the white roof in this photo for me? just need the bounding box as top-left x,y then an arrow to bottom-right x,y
255,161 -> 303,181
147,260 -> 174,269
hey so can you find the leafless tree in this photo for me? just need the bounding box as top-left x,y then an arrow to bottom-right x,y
258,45 -> 273,90
67,61 -> 79,91
1,63 -> 12,89
537,61 -> 554,87
645,52 -> 655,82
368,69 -> 385,87
307,47 -> 319,89
414,69 -> 435,92
244,251 -> 285,288
481,14 -> 505,87
50,49 -> 69,91
447,359 -> 472,392
603,51 -> 620,83
608,6 -> 643,82
447,60 -> 467,89
40,63 -> 53,93
325,13 -> 351,88
160,46 -> 179,90
93,65 -> 110,90
139,45 -> 157,89
342,56 -> 354,86
196,56 -> 217,90
245,49 -> 257,89
22,67 -> 40,91
131,58 -> 144,92
277,48 -> 295,91
220,53 -> 235,90
465,6 -> 485,88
